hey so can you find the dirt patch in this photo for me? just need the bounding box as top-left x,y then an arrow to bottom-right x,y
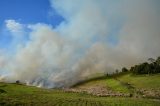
136,89 -> 160,99
64,85 -> 131,97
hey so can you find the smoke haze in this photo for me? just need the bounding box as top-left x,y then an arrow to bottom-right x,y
0,0 -> 160,88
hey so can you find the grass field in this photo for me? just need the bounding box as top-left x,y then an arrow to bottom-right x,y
75,73 -> 160,92
118,73 -> 160,89
0,73 -> 160,106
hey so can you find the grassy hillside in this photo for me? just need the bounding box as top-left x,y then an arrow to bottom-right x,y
75,73 -> 160,89
0,73 -> 160,106
118,73 -> 160,89
73,72 -> 160,98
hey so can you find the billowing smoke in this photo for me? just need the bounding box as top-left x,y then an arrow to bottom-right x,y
0,0 -> 160,88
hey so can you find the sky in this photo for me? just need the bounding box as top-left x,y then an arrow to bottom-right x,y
0,0 -> 160,88
0,0 -> 64,26
0,0 -> 64,50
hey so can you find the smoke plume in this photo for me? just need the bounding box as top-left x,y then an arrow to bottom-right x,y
0,0 -> 160,88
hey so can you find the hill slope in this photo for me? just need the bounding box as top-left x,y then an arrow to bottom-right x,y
72,73 -> 160,98
0,73 -> 160,106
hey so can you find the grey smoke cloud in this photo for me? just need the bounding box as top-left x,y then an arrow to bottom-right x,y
0,0 -> 160,88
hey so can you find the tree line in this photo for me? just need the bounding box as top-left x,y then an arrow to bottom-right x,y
121,57 -> 160,75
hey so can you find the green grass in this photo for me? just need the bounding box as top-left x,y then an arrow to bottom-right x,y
105,78 -> 130,93
118,73 -> 160,89
75,77 -> 130,93
76,72 -> 160,92
0,83 -> 159,106
0,73 -> 160,106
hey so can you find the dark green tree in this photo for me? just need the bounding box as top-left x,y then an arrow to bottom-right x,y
156,57 -> 160,65
116,69 -> 119,74
122,67 -> 128,72
148,58 -> 155,63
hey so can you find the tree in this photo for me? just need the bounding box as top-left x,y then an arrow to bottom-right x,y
130,67 -> 134,72
148,58 -> 155,63
16,80 -> 20,84
115,69 -> 119,74
122,67 -> 128,72
156,57 -> 160,65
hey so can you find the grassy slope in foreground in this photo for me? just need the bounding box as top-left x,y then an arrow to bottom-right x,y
0,73 -> 160,106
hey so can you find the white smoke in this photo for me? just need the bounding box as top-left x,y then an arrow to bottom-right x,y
0,0 -> 160,88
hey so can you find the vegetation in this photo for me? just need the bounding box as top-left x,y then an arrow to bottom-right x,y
0,82 -> 160,106
122,67 -> 128,72
120,57 -> 160,75
118,73 -> 160,89
75,72 -> 160,94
